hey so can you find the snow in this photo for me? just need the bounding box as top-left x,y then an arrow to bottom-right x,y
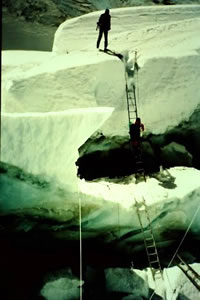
2,6 -> 200,135
53,6 -> 200,54
40,269 -> 83,300
52,5 -> 200,134
3,5 -> 200,135
2,51 -> 125,120
79,167 -> 200,209
1,108 -> 113,191
1,5 -> 200,298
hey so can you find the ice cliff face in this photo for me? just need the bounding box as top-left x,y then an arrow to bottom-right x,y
1,108 -> 113,191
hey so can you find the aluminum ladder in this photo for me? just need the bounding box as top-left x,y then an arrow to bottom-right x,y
125,52 -> 145,178
126,83 -> 138,125
177,254 -> 200,291
135,198 -> 163,280
126,84 -> 145,177
135,198 -> 166,299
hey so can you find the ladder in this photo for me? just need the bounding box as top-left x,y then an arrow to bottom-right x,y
126,83 -> 145,177
125,50 -> 139,126
126,83 -> 138,125
177,254 -> 200,291
135,198 -> 163,281
124,52 -> 146,178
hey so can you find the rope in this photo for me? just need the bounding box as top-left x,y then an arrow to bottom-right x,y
117,201 -> 121,237
79,194 -> 83,300
167,201 -> 200,268
0,84 -> 1,161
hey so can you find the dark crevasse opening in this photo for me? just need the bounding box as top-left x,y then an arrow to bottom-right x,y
76,108 -> 200,181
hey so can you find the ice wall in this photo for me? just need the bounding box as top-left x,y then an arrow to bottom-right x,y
1,108 -> 113,191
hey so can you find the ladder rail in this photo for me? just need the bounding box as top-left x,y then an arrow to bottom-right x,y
177,255 -> 200,279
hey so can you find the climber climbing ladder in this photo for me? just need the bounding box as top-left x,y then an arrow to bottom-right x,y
177,254 -> 200,291
124,51 -> 146,178
135,198 -> 163,281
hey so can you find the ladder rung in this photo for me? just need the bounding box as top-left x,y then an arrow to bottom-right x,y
147,245 -> 155,248
146,237 -> 154,241
151,260 -> 159,264
149,253 -> 157,256
144,229 -> 152,233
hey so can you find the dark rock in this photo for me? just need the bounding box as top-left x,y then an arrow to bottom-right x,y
141,141 -> 159,172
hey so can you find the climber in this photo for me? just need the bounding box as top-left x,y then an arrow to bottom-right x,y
96,9 -> 111,52
129,117 -> 144,153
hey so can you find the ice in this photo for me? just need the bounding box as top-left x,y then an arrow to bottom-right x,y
40,269 -> 83,300
1,5 -> 200,298
2,51 -> 125,120
52,5 -> 200,134
1,108 -> 113,191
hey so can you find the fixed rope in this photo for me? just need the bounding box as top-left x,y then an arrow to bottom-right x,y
168,202 -> 200,268
79,194 -> 83,300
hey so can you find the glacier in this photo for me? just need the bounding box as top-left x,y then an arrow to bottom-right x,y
1,4 -> 200,300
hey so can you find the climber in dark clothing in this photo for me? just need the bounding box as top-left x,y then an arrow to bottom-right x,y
130,117 -> 144,151
96,9 -> 111,51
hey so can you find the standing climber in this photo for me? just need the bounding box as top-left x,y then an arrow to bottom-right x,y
129,117 -> 144,152
96,9 -> 111,52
